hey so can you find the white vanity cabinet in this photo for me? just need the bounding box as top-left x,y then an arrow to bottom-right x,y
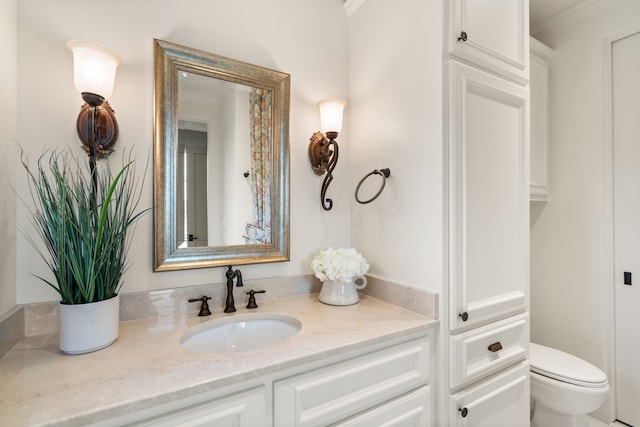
530,37 -> 554,201
448,60 -> 529,332
447,0 -> 529,83
93,334 -> 433,427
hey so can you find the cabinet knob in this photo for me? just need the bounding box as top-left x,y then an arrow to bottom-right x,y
458,31 -> 468,42
488,341 -> 503,353
459,407 -> 468,418
459,311 -> 469,322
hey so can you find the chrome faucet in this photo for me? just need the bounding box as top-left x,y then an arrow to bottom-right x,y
224,265 -> 243,313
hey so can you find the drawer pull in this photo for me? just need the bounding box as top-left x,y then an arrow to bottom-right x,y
488,341 -> 503,353
459,407 -> 468,417
458,31 -> 468,42
459,312 -> 469,322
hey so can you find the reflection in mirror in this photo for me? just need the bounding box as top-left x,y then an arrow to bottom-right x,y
177,73 -> 256,248
154,39 -> 290,271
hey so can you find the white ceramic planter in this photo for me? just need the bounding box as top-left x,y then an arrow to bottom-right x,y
319,276 -> 368,306
58,295 -> 120,355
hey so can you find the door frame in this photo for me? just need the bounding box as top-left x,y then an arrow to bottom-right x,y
602,23 -> 640,423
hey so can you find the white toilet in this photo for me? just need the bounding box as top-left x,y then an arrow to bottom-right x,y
530,343 -> 610,427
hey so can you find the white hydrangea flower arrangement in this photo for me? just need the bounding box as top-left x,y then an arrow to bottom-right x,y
311,247 -> 369,282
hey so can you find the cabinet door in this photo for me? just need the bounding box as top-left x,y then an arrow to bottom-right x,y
448,61 -> 529,331
334,386 -> 431,427
447,0 -> 529,84
450,362 -> 529,427
530,37 -> 553,201
127,387 -> 266,427
274,338 -> 431,427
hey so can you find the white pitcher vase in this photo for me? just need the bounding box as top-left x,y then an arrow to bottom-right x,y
319,276 -> 367,306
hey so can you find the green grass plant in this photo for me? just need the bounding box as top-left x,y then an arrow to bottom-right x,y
21,149 -> 149,304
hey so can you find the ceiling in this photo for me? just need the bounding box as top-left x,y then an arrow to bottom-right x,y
530,0 -> 613,35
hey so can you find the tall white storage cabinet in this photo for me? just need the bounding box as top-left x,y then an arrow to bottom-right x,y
445,1 -> 530,425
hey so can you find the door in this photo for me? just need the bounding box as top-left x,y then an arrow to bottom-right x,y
177,129 -> 209,248
448,61 -> 529,331
613,29 -> 640,427
188,149 -> 208,247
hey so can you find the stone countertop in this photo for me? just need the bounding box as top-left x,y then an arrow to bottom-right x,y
0,293 -> 437,426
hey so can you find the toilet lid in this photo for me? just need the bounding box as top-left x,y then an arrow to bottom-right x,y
530,343 -> 608,388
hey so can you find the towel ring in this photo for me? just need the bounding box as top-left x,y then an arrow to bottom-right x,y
355,168 -> 391,204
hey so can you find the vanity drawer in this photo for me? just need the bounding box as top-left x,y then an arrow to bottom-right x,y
449,361 -> 530,427
334,385 -> 432,427
450,312 -> 528,389
124,386 -> 266,427
274,336 -> 431,427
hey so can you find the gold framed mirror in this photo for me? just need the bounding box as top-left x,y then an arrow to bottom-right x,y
153,39 -> 290,271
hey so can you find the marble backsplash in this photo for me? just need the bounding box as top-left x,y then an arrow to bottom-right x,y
0,306 -> 24,357
1,274 -> 438,356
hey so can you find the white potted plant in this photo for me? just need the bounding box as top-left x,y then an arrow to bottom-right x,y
311,247 -> 370,306
21,149 -> 148,354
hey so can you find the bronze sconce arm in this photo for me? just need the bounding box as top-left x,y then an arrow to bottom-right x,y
308,130 -> 339,210
308,99 -> 345,211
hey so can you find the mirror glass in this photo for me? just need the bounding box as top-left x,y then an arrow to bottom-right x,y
154,39 -> 290,271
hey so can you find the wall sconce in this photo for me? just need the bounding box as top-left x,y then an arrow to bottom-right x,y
308,99 -> 346,211
67,41 -> 121,186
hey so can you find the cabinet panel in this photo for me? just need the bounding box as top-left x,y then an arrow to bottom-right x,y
447,0 -> 529,83
127,387 -> 266,427
274,338 -> 431,427
450,362 -> 529,427
530,37 -> 553,201
448,0 -> 529,84
334,386 -> 431,427
448,61 -> 529,331
450,313 -> 528,388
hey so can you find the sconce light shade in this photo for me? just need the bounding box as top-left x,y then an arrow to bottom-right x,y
68,40 -> 121,161
318,99 -> 346,134
67,40 -> 121,101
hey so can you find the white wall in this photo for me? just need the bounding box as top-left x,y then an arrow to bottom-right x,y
0,0 -> 17,313
348,0 -> 443,291
531,0 -> 640,420
15,0 -> 349,304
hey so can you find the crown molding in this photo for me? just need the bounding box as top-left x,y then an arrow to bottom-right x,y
532,0 -> 617,38
343,0 -> 368,16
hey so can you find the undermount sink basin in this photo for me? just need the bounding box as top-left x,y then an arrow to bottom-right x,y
180,313 -> 302,354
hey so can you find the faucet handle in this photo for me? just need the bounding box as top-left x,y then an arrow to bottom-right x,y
188,296 -> 212,316
246,290 -> 266,309
235,269 -> 243,287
